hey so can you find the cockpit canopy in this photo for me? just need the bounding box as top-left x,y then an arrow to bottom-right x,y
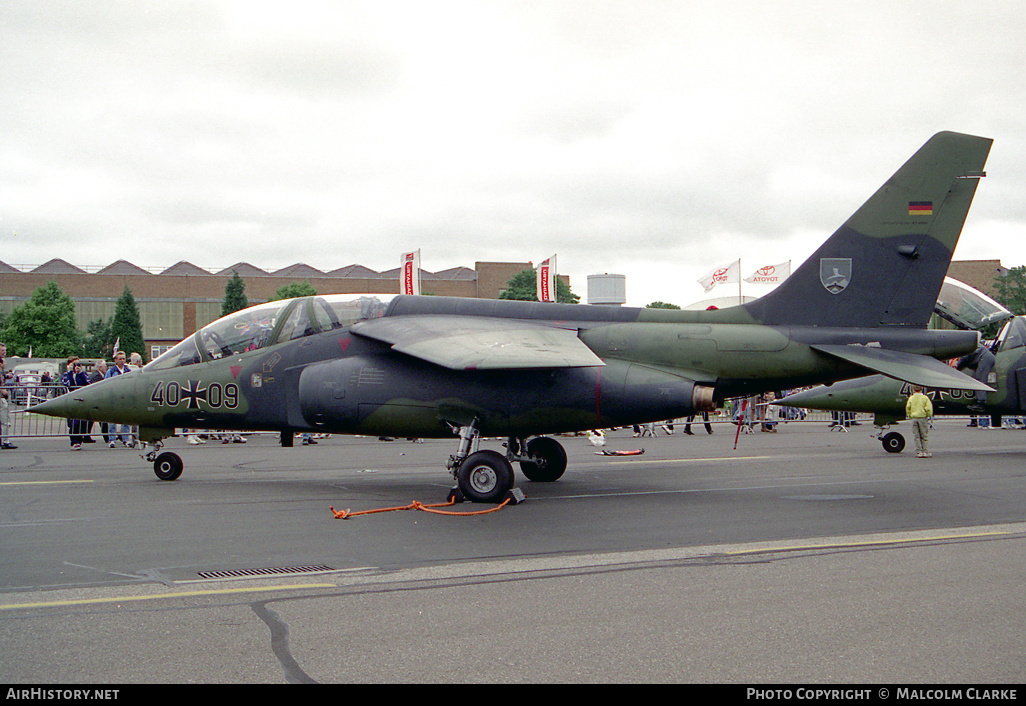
146,294 -> 396,371
996,316 -> 1026,354
934,277 -> 1012,331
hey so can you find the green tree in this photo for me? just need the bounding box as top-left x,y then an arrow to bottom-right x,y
498,268 -> 579,304
82,318 -> 116,359
646,301 -> 681,309
1,280 -> 80,357
269,280 -> 317,301
993,266 -> 1026,315
110,286 -> 146,363
221,270 -> 249,316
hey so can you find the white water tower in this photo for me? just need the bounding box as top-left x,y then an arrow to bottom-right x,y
587,274 -> 626,305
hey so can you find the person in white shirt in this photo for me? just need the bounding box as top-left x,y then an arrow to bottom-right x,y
104,351 -> 135,447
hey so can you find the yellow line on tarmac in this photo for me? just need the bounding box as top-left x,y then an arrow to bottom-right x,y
0,480 -> 94,486
723,530 -> 1012,556
0,583 -> 336,611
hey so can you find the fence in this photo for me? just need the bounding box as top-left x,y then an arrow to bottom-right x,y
4,383 -> 91,438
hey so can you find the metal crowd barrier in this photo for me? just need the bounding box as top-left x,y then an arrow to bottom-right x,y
0,383 -> 264,441
4,383 -> 71,438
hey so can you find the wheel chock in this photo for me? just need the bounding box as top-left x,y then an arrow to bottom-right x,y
504,488 -> 527,505
448,486 -> 524,505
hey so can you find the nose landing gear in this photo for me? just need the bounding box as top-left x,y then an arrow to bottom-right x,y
140,438 -> 185,480
872,427 -> 906,453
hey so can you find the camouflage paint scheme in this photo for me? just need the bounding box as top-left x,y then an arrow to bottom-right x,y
32,131 -> 994,499
775,316 -> 1026,436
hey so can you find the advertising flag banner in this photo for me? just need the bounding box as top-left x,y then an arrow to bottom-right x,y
537,255 -> 556,302
698,260 -> 740,292
743,261 -> 791,285
401,250 -> 421,296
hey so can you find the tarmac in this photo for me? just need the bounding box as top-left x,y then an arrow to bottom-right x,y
1,419 -> 1024,683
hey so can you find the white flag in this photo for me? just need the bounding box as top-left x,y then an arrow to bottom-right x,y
697,260 -> 740,293
537,255 -> 556,302
401,250 -> 421,295
743,261 -> 791,285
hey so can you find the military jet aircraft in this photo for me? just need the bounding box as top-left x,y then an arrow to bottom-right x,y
32,131 -> 994,502
775,279 -> 1023,453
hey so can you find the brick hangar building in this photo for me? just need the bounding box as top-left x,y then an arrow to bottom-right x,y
0,259 -> 543,361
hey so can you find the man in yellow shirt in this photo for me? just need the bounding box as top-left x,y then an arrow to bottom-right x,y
905,385 -> 934,458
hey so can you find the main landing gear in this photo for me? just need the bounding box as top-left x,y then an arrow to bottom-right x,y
139,421 -> 569,496
447,419 -> 567,502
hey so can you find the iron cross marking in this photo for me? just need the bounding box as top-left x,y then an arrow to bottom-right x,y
181,380 -> 208,410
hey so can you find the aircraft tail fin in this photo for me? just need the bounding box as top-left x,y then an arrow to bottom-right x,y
742,131 -> 992,328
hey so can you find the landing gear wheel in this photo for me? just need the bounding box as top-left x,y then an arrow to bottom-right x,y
456,450 -> 514,503
881,432 -> 905,454
519,436 -> 567,482
153,452 -> 184,481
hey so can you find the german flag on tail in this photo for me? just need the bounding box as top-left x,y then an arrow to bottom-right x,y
909,201 -> 933,216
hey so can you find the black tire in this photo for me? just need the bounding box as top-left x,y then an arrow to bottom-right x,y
456,450 -> 514,503
154,452 -> 184,481
519,436 -> 567,482
881,432 -> 905,454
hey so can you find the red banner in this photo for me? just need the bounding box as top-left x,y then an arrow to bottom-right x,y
537,255 -> 556,302
401,251 -> 420,295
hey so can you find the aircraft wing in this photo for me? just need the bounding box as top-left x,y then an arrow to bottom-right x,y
351,315 -> 605,370
811,344 -> 994,392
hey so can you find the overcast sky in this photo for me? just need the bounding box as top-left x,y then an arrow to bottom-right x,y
3,1 -> 1025,307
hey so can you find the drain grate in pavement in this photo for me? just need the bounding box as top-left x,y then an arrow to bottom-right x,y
197,565 -> 335,580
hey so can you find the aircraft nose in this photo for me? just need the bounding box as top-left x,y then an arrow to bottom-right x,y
30,387 -> 96,419
29,375 -> 135,423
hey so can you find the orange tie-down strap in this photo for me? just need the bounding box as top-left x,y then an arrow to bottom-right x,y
331,487 -> 525,519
